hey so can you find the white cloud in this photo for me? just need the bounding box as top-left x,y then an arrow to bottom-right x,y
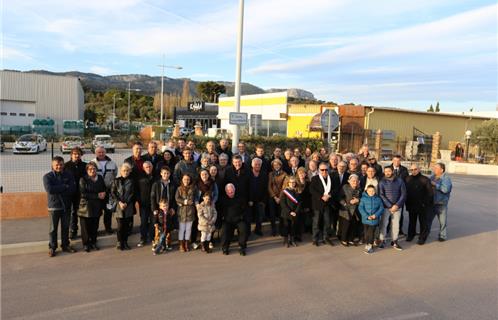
89,66 -> 114,75
249,4 -> 497,74
0,47 -> 32,61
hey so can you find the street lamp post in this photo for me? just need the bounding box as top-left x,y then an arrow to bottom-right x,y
128,82 -> 141,131
158,60 -> 182,127
232,0 -> 245,154
112,93 -> 123,131
465,130 -> 472,161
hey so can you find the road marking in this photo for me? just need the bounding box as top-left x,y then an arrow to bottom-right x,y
9,296 -> 131,320
382,312 -> 430,320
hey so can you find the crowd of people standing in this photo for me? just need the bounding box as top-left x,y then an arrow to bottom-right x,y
43,138 -> 453,257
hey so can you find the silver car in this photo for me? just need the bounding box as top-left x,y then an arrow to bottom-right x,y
61,136 -> 85,154
91,134 -> 115,153
13,134 -> 47,154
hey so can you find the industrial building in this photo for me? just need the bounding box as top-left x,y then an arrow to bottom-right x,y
0,70 -> 84,134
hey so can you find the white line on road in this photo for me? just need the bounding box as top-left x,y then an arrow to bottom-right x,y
382,312 -> 430,320
9,296 -> 132,320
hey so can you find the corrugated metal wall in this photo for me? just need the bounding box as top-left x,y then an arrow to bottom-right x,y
367,109 -> 490,149
0,71 -> 84,133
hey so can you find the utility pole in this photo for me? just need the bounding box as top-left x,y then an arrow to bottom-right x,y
231,0 -> 245,154
157,57 -> 182,126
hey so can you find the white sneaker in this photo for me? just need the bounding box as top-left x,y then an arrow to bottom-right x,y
209,242 -> 214,249
192,242 -> 199,250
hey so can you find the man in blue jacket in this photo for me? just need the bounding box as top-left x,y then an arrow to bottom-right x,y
43,156 -> 77,257
378,166 -> 406,251
428,163 -> 453,242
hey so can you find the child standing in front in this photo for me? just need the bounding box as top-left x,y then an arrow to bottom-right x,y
358,185 -> 384,254
153,198 -> 174,255
196,193 -> 217,253
175,174 -> 196,252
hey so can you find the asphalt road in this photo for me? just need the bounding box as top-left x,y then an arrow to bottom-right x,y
1,175 -> 497,320
0,148 -> 131,193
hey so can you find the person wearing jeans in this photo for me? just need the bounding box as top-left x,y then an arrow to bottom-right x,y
378,166 -> 406,251
428,163 -> 452,241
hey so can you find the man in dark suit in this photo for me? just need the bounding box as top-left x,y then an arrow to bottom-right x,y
309,162 -> 335,246
142,141 -> 161,178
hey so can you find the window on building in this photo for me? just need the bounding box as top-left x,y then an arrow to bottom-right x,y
10,112 -> 17,116
0,112 -> 7,116
19,113 -> 26,116
28,113 -> 35,117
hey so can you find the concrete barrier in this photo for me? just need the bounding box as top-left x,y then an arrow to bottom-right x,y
0,192 -> 48,219
444,161 -> 498,176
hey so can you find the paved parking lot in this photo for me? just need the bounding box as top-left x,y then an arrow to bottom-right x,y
0,148 -> 131,193
1,175 -> 497,320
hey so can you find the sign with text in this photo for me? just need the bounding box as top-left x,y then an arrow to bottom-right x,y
188,101 -> 205,112
229,112 -> 248,125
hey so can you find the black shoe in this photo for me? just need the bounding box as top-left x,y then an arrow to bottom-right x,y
438,237 -> 446,242
48,248 -> 56,257
239,249 -> 246,256
312,241 -> 319,247
399,231 -> 406,237
222,248 -> 229,255
62,246 -> 77,253
294,236 -> 302,242
325,238 -> 335,246
378,241 -> 385,249
84,246 -> 91,253
70,231 -> 77,240
124,243 -> 131,250
406,236 -> 414,242
417,238 -> 426,245
392,241 -> 403,251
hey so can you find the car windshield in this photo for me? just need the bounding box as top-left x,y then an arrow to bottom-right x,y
96,138 -> 112,142
18,135 -> 37,142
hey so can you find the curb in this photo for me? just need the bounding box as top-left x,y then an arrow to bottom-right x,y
0,222 -> 276,257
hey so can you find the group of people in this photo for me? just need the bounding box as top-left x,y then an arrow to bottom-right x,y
43,138 -> 453,257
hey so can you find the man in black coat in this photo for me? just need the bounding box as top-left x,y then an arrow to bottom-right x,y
142,141 -> 161,178
248,158 -> 268,236
43,156 -> 77,257
331,160 -> 349,234
367,155 -> 384,179
64,147 -> 86,239
223,155 -> 250,238
221,183 -> 247,256
309,162 -> 335,246
137,161 -> 156,246
216,138 -> 233,163
405,164 -> 433,244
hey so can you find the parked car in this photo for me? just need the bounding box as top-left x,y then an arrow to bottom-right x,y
91,134 -> 115,153
179,127 -> 194,136
60,136 -> 85,154
13,134 -> 47,154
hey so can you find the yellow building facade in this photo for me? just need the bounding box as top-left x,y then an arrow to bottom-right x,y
287,103 -> 337,138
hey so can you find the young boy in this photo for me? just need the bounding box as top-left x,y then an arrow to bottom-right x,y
358,185 -> 384,254
153,198 -> 174,255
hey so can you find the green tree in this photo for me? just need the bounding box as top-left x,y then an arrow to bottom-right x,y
427,104 -> 434,112
196,81 -> 226,102
435,102 -> 440,112
470,119 -> 498,157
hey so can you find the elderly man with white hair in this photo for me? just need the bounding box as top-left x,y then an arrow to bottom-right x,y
90,146 -> 118,234
221,183 -> 248,256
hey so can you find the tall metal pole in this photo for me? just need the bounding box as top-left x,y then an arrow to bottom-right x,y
127,82 -> 131,126
231,0 -> 244,154
112,94 -> 116,131
160,57 -> 164,127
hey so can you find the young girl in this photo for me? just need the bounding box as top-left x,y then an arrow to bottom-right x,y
196,193 -> 217,253
358,185 -> 384,254
280,176 -> 301,248
153,198 -> 175,255
175,174 -> 196,252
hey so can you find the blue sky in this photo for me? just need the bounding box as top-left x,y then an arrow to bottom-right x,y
2,0 -> 496,111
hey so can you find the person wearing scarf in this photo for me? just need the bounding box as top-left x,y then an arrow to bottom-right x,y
309,162 -> 335,247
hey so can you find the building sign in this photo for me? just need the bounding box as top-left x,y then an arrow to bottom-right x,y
229,112 -> 248,125
188,101 -> 205,112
